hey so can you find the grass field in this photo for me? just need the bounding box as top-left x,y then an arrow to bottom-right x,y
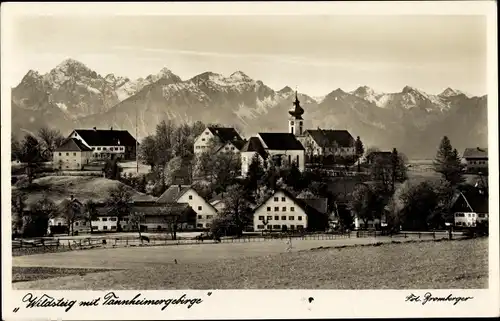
13,176 -> 155,206
12,237 -> 487,290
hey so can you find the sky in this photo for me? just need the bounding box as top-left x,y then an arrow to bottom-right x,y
8,14 -> 487,97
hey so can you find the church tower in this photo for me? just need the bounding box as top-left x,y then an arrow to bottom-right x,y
288,90 -> 305,136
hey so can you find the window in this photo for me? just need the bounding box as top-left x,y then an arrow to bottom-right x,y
281,216 -> 287,220
97,147 -> 101,151
273,225 -> 281,229
290,225 -> 295,230
198,215 -> 203,219
103,147 -> 107,151
189,195 -> 193,200
75,222 -> 79,226
274,207 -> 279,212
267,216 -> 272,220
66,153 -> 69,156
225,147 -> 229,150
291,207 -> 295,212
207,215 -> 213,219
202,138 -> 206,141
94,226 -> 98,230
296,155 -> 299,165
281,197 -> 286,202
231,147 -> 235,150
282,207 -> 286,211
258,216 -> 265,220
103,226 -> 108,230
257,225 -> 264,229
111,226 -> 117,230
110,217 -> 117,221
59,152 -> 61,156
120,147 -> 124,150
205,132 -> 209,135
274,216 -> 279,220
102,218 -> 108,222
267,225 -> 272,230
298,216 -> 302,221
267,207 -> 271,211
274,197 -> 279,202
288,155 -> 291,164
289,216 -> 294,220
291,121 -> 294,125
198,206 -> 202,211
468,213 -> 471,217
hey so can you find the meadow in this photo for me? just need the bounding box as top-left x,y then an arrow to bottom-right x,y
12,237 -> 487,290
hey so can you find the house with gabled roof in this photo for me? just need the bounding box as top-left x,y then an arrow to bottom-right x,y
53,138 -> 93,170
157,184 -> 218,229
252,189 -> 328,232
301,128 -> 356,161
240,137 -> 268,176
462,147 -> 488,173
193,126 -> 245,155
451,190 -> 488,227
67,127 -> 138,160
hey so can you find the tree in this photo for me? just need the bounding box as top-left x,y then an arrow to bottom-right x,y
25,195 -> 57,237
128,211 -> 145,243
354,136 -> 365,172
11,137 -> 22,161
11,190 -> 27,235
155,120 -> 175,173
58,196 -> 82,236
433,136 -> 465,187
348,184 -> 385,229
397,181 -> 440,231
37,127 -> 65,160
244,154 -> 266,202
82,200 -> 98,234
103,158 -> 121,180
369,150 -> 407,196
221,184 -> 253,237
17,134 -> 44,184
106,185 -> 132,231
139,135 -> 157,171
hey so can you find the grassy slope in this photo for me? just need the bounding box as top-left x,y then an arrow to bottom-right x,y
13,176 -> 155,208
12,238 -> 488,290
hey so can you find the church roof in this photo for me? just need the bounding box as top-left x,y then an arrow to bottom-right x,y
241,137 -> 268,159
305,129 -> 355,148
258,133 -> 305,151
288,91 -> 305,119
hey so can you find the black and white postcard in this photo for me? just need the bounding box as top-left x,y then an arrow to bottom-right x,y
1,1 -> 498,319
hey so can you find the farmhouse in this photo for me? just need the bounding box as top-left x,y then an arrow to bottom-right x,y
53,138 -> 93,170
252,189 -> 328,232
66,127 -> 138,160
301,129 -> 356,162
157,185 -> 218,229
462,147 -> 488,173
451,191 -> 488,227
193,126 -> 245,155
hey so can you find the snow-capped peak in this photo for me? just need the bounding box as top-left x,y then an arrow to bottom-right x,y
352,85 -> 376,96
230,71 -> 251,81
278,86 -> 294,94
439,87 -> 467,97
54,58 -> 90,73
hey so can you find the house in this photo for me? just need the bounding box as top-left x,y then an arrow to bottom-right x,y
48,196 -> 88,234
252,189 -> 329,232
66,127 -> 138,160
240,137 -> 268,176
156,185 -> 218,229
451,191 -> 488,227
193,126 -> 245,155
53,138 -> 93,170
301,129 -> 356,162
365,151 -> 392,165
463,147 -> 488,173
209,193 -> 227,213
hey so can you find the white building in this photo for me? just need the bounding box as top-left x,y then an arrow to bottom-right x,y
66,127 -> 138,160
53,138 -> 93,170
302,129 -> 356,160
252,189 -> 309,232
462,147 -> 488,173
240,137 -> 268,176
157,185 -> 218,229
193,126 -> 245,155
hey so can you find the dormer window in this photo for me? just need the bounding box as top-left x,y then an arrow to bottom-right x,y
291,121 -> 294,125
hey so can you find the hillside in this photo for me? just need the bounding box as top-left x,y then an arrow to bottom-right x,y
13,176 -> 156,209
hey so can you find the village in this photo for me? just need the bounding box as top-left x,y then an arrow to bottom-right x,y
11,92 -> 489,241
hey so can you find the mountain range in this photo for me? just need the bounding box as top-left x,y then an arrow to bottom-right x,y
10,59 -> 487,158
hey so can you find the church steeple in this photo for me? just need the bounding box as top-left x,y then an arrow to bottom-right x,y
288,88 -> 305,136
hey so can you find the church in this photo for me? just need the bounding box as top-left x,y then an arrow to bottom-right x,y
240,91 -> 356,176
193,91 -> 356,177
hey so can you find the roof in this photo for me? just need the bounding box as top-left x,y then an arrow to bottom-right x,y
451,191 -> 488,214
305,129 -> 355,148
73,129 -> 137,146
55,138 -> 93,152
258,133 -> 304,150
240,137 -> 268,159
156,185 -> 192,203
463,147 -> 488,159
207,126 -> 244,144
94,201 -> 192,217
297,197 -> 328,214
253,189 -> 323,218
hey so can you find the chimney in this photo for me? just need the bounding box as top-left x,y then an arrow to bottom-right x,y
178,184 -> 181,192
93,127 -> 97,131
110,127 -> 113,131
